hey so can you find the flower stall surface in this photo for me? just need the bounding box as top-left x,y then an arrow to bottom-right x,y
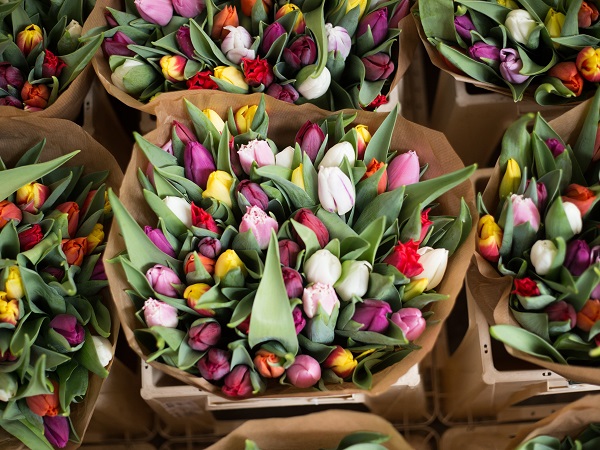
105,91 -> 475,399
0,118 -> 122,449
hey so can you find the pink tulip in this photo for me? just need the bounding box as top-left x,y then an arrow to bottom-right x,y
143,298 -> 179,328
387,151 -> 420,190
302,282 -> 339,319
188,321 -> 221,351
286,354 -> 321,388
237,139 -> 275,175
173,0 -> 205,17
510,194 -> 540,231
198,348 -> 230,380
545,301 -> 576,329
352,299 -> 392,333
282,267 -> 303,298
390,308 -> 426,341
222,365 -> 253,398
135,0 -> 173,26
145,264 -> 182,297
279,239 -> 301,267
239,206 -> 279,249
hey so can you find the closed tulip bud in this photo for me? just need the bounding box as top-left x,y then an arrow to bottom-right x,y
213,65 -> 248,90
391,308 -> 426,341
323,345 -> 357,378
164,196 -> 192,227
419,208 -> 434,243
275,4 -> 305,33
26,381 -> 60,417
282,267 -> 303,299
544,8 -> 565,39
412,247 -> 448,290
19,224 -> 43,251
188,321 -> 221,351
112,59 -> 158,97
215,249 -> 247,278
62,238 -> 88,266
275,146 -> 295,169
334,260 -> 371,302
320,142 -> 356,168
192,204 -> 219,234
562,184 -> 596,216
203,171 -> 234,208
346,0 -> 367,17
454,14 -> 476,42
92,335 -> 113,367
318,166 -> 355,215
42,50 -> 66,78
16,24 -> 43,56
295,121 -> 325,162
0,373 -> 17,402
16,182 -> 50,214
505,9 -> 537,44
293,209 -> 329,248
579,1 -> 599,27
212,6 -> 239,40
242,0 -> 272,16
198,348 -> 230,380
286,354 -> 320,388
403,278 -> 429,301
222,364 -> 253,398
468,42 -> 500,68
173,0 -> 205,17
546,138 -> 565,157
528,180 -> 548,211
102,31 -> 136,58
221,26 -> 255,64
55,201 -> 80,237
63,20 -> 82,42
135,0 -> 173,26
43,414 -> 69,448
235,104 -> 258,134
355,125 -> 371,160
500,48 -> 529,84
361,158 -> 387,195
254,349 -> 285,378
291,306 -> 306,334
175,26 -> 195,59
358,8 -> 388,47
185,141 -> 216,189
239,206 -> 279,249
198,237 -> 222,259
266,83 -> 299,103
291,164 -> 305,190
383,239 -> 424,278
86,223 -> 104,254
283,36 -> 317,71
0,201 -> 21,229
511,194 -> 540,231
261,22 -> 286,54
5,266 -> 23,300
577,47 -> 600,82
531,240 -> 559,276
477,215 -> 503,263
0,96 -> 22,109
184,253 -> 215,278
160,55 -> 186,83
144,226 -> 176,257
279,239 -> 301,267
295,65 -> 331,100
143,298 -> 179,328
352,299 -> 392,333
304,249 -> 342,286
146,264 -> 182,297
240,56 -> 275,90
236,180 -> 269,210
499,159 -> 521,199
0,63 -> 24,91
201,109 -> 225,133
565,240 -> 591,276
545,301 -> 576,328
49,314 -> 85,346
0,293 -> 19,326
184,283 -> 212,314
563,201 -> 583,234
302,282 -> 339,319
576,299 -> 600,332
239,141 -> 274,176
388,152 -> 421,191
362,53 -> 395,81
325,23 -> 351,60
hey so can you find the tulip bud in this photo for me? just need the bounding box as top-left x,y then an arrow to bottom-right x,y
160,55 -> 186,83
454,14 -> 476,42
164,196 -> 192,228
188,320 -> 221,351
185,253 -> 215,280
19,224 -> 43,251
0,293 -> 19,326
319,142 -> 356,168
279,239 -> 301,268
16,24 -> 43,56
223,364 -> 254,398
562,184 -> 596,217
304,249 -> 341,286
387,151 -> 420,190
412,247 -> 448,290
383,239 -> 424,278
565,240 -> 591,276
546,301 -> 576,329
4,266 -> 23,300
221,26 -> 255,64
187,69 -> 219,90
352,299 -> 392,333
202,171 -> 234,208
238,139 -> 275,175
55,202 -> 80,237
576,299 -> 600,332
86,223 -> 104,254
212,6 -> 239,40
362,53 -> 395,81
42,50 -> 66,78
548,62 -> 584,96
173,0 -> 205,18
390,308 -> 426,341
254,349 -> 285,378
275,4 -> 305,34
282,267 -> 303,299
242,0 -> 272,16
505,9 -> 538,45
215,249 -> 247,278
511,194 -> 541,231
261,22 -> 286,54
239,206 -> 279,249
512,277 -> 541,297
325,23 -> 351,60
143,298 -> 179,328
499,48 -> 528,84
213,65 -> 248,90
295,65 -> 331,100
92,335 -> 113,367
198,237 -> 222,260
236,180 -> 269,210
419,208 -> 434,243
192,204 -> 219,234
295,121 -> 325,162
544,8 -> 565,39
200,109 -> 224,133
323,346 -> 357,379
49,314 -> 85,346
198,348 -> 230,380
0,96 -> 22,109
302,282 -> 339,319
283,36 -> 317,71
286,354 -> 320,388
0,201 -> 22,229
176,26 -> 195,59
21,81 -> 50,109
26,381 -> 60,416
62,238 -> 88,266
358,8 -> 388,47
275,146 -> 295,169
499,158 -> 521,200
361,158 -> 387,195
16,182 -> 50,215
144,226 -> 176,257
293,209 -> 329,248
135,0 -> 173,26
235,104 -> 258,134
468,42 -> 500,68
291,306 -> 306,334
43,414 -> 69,448
0,63 -> 24,91
102,31 -> 136,59
579,1 -> 599,27
111,59 -> 158,97
403,278 -> 429,301
0,373 -> 17,402
527,180 -> 548,211
146,265 -> 182,297
576,47 -> 600,82
334,260 -> 371,302
355,125 -> 371,160
318,166 -> 355,215
266,83 -> 299,103
184,142 -> 216,190
563,201 -> 583,234
529,240 -> 557,276
290,164 -> 305,191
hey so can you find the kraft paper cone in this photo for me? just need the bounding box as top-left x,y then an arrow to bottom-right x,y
104,90 -> 476,399
0,118 -> 123,449
91,0 -> 416,115
507,395 -> 600,450
205,410 -> 414,450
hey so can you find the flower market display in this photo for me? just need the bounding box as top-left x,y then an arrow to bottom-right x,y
472,88 -> 600,383
92,0 -> 409,112
0,118 -> 122,449
417,0 -> 600,104
0,0 -> 103,116
105,92 -> 476,399
515,423 -> 600,450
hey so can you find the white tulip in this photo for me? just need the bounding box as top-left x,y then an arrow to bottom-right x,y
0,373 -> 17,402
318,166 -> 355,216
221,26 -> 255,64
304,249 -> 342,285
92,336 -> 114,367
505,9 -> 537,45
319,142 -> 356,168
530,240 -> 558,276
275,146 -> 295,169
412,247 -> 448,290
163,196 -> 192,228
296,65 -> 331,100
334,260 -> 372,301
563,201 -> 583,234
65,20 -> 83,40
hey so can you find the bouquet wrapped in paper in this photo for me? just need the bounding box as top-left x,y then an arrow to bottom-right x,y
0,118 -> 122,449
105,91 -> 475,398
471,88 -> 600,384
89,0 -> 419,114
0,0 -> 104,119
416,0 -> 600,105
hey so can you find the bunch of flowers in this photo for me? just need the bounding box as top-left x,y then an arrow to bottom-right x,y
0,141 -> 114,448
108,95 -> 475,398
515,423 -> 600,450
476,89 -> 600,368
0,0 -> 103,111
99,0 -> 407,110
418,0 -> 600,104
245,432 -> 391,450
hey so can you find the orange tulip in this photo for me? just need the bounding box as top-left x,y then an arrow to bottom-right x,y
241,0 -> 272,16
56,202 -> 80,237
360,158 -> 387,194
0,200 -> 22,229
211,6 -> 239,40
253,349 -> 285,378
184,252 -> 215,275
548,62 -> 584,96
26,381 -> 60,417
21,81 -> 50,109
61,238 -> 88,266
562,184 -> 596,217
576,299 -> 600,332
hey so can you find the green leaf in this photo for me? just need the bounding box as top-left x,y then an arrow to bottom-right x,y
490,324 -> 568,364
58,33 -> 104,91
304,2 -> 327,76
0,418 -> 54,450
364,105 -> 398,164
74,329 -> 110,378
574,86 -> 600,171
353,187 -> 405,234
419,0 -> 456,41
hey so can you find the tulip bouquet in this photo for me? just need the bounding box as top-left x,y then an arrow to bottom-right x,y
515,424 -> 600,450
0,119 -> 121,449
107,94 -> 475,398
472,89 -> 600,379
0,0 -> 103,114
93,0 -> 409,111
244,432 -> 391,450
417,0 -> 600,104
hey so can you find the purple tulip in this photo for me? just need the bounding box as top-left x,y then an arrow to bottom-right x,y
144,226 -> 177,257
390,308 -> 426,341
279,239 -> 301,267
499,48 -> 529,84
198,237 -> 222,259
565,240 -> 591,276
546,138 -> 565,157
390,0 -> 410,26
352,299 -> 392,333
49,314 -> 85,346
295,121 -> 325,162
357,8 -> 388,48
146,264 -> 182,297
454,14 -> 476,42
292,306 -> 306,334
188,321 -> 221,351
105,10 -> 118,27
511,194 -> 540,231
526,179 -> 548,211
286,354 -> 321,388
222,365 -> 254,398
283,36 -> 317,71
173,120 -> 197,146
239,206 -> 279,249
282,267 -> 303,298
387,150 -> 420,190
198,348 -> 230,380
262,22 -> 286,54
545,301 -> 576,329
184,141 -> 216,189
143,298 -> 179,328
591,246 -> 600,299
91,259 -> 107,281
102,31 -> 136,57
361,53 -> 395,81
0,63 -> 24,91
173,0 -> 205,18
236,180 -> 269,210
468,42 -> 500,67
266,83 -> 300,103
293,209 -> 329,248
0,96 -> 23,109
176,26 -> 195,59
43,416 -> 69,448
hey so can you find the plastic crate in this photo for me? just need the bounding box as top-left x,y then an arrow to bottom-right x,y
439,424 -> 532,450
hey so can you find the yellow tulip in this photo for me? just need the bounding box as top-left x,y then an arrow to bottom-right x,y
87,223 -> 105,254
477,215 -> 503,263
545,9 -> 565,44
291,164 -> 305,190
184,283 -> 211,312
5,267 -> 23,300
402,278 -> 429,301
355,124 -> 371,159
202,171 -> 234,208
214,66 -> 249,91
499,158 -> 521,200
235,105 -> 258,134
347,0 -> 367,18
497,0 -> 519,9
0,292 -> 19,326
214,249 -> 247,278
203,109 -> 225,133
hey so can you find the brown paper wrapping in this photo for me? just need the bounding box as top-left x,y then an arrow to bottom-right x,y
467,97 -> 600,384
507,395 -> 600,450
91,0 -> 417,115
0,117 -> 123,449
104,90 -> 476,399
205,410 -> 415,450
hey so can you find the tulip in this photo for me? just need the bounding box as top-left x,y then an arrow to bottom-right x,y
292,306 -> 306,334
173,0 -> 204,17
325,23 -> 351,60
361,159 -> 387,195
512,277 -> 541,297
547,62 -> 583,96
174,26 -> 194,60
188,321 -> 221,351
43,415 -> 69,448
0,373 -> 17,402
134,0 -> 173,25
21,81 -> 50,109
304,249 -> 342,286
202,170 -> 233,208
55,202 -> 80,237
49,314 -> 85,346
163,196 -> 192,227
221,26 -> 255,64
0,294 -> 19,326
403,278 -> 429,301
222,364 -> 253,398
383,240 -> 423,278
355,125 -> 371,160
183,283 -> 212,314
236,180 -> 269,210
16,24 -> 43,56
591,247 -> 600,300
275,146 -> 295,168
198,348 -> 230,380
412,247 -> 448,290
546,137 -> 565,157
184,253 -> 215,279
387,151 -> 420,190
143,298 -> 179,328
499,159 -> 521,199
293,209 -> 329,248
215,249 -> 247,278
544,8 -> 565,39
261,22 -> 286,54
562,184 -> 596,217
391,308 -> 426,341
319,142 -> 356,168
26,381 -> 60,416
318,166 -> 355,215
279,239 -> 301,267
42,50 -> 66,78
235,104 -> 258,134
576,299 -> 600,332
454,14 -> 476,42
563,201 -> 583,234
530,240 -> 557,276
198,237 -> 222,259
16,182 -> 49,215
102,31 -> 136,58
254,349 -> 285,378
546,301 -> 577,329
86,223 -> 104,254
0,96 -> 22,108
468,42 -> 501,68
511,194 -> 540,231
283,36 -> 317,71
577,46 -> 600,82
174,123 -> 196,147
0,348 -> 16,362
239,206 -> 279,249
160,55 -> 186,83
266,83 -> 300,103
282,267 -> 303,299
0,201 -> 21,229
498,0 -> 520,8
334,260 -> 371,302
499,48 -> 528,84
200,109 -> 224,134
286,354 -> 320,388
92,335 -> 113,367
477,215 -> 503,263
111,59 -> 158,97
5,266 -> 23,300
192,204 -> 219,233
295,65 -> 331,100
146,265 -> 182,297
213,65 -> 248,90
187,69 -> 219,90
275,4 -> 305,33
579,1 -> 599,27
184,141 -> 216,190
290,164 -> 304,192
212,6 -> 239,40
0,63 -> 24,90
565,240 -> 591,276
363,94 -> 389,110
144,226 -> 176,257
238,139 -> 275,175
62,238 -> 88,266
323,346 -> 357,378
527,180 -> 548,211
295,121 -> 325,162
242,0 -> 272,16
242,56 -> 275,88
352,299 -> 392,333
19,224 -> 43,251
505,9 -> 537,45
302,282 -> 339,319
358,8 -> 388,47
419,208 -> 434,243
